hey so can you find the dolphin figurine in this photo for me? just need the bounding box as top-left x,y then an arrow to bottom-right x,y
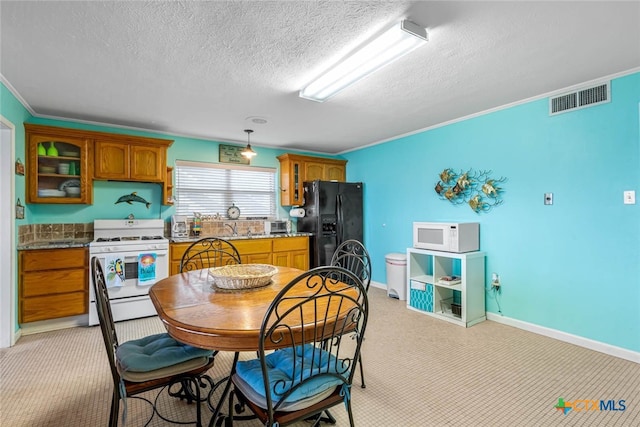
115,192 -> 151,209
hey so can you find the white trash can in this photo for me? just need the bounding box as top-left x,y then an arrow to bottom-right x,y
385,253 -> 407,300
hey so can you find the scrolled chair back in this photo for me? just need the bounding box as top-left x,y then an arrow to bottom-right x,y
261,266 -> 367,414
330,239 -> 371,291
179,237 -> 241,272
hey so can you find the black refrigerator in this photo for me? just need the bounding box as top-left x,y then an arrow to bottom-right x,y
297,180 -> 363,268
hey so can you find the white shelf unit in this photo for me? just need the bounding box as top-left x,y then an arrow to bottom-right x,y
406,248 -> 486,327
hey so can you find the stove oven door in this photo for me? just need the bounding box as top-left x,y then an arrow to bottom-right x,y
88,249 -> 169,326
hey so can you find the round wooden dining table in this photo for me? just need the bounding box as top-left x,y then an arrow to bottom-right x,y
149,266 -> 322,352
149,265 -> 360,426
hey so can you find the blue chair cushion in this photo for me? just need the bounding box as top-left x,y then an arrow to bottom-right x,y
235,344 -> 347,404
116,332 -> 213,373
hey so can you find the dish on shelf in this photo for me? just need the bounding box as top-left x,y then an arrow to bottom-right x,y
58,179 -> 81,191
60,151 -> 79,157
38,189 -> 66,198
65,187 -> 81,197
57,163 -> 70,174
38,165 -> 56,174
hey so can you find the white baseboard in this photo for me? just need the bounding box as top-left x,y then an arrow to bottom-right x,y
487,312 -> 640,364
20,315 -> 89,336
370,280 -> 386,291
374,280 -> 639,364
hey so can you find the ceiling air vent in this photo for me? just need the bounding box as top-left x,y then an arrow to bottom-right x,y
549,82 -> 610,115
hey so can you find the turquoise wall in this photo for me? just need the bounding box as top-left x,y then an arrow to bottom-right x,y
1,82 -> 31,334
1,83 -> 30,227
344,72 -> 640,352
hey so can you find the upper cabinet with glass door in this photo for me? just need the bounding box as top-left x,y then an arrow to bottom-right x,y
26,124 -> 93,204
277,153 -> 347,206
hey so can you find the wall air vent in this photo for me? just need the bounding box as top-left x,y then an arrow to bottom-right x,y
549,82 -> 610,115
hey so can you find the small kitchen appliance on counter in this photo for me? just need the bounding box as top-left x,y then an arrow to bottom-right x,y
264,220 -> 289,235
171,215 -> 189,238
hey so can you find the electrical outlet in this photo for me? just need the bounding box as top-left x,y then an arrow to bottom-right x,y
624,190 -> 635,205
491,273 -> 500,290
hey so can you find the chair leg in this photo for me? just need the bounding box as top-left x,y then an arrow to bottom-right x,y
109,390 -> 119,427
358,354 -> 366,388
192,376 -> 203,427
346,399 -> 355,427
226,389 -> 235,427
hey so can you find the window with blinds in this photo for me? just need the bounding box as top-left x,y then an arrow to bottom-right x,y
175,160 -> 276,217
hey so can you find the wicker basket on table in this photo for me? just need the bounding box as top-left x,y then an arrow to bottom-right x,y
208,264 -> 278,290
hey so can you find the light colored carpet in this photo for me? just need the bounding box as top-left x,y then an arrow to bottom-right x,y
1,287 -> 638,426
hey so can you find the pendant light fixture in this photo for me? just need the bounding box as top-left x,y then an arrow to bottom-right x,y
241,129 -> 257,158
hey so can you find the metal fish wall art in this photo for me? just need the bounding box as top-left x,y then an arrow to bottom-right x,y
434,169 -> 506,213
115,192 -> 151,209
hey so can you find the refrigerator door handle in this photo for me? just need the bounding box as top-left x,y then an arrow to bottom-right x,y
336,194 -> 344,244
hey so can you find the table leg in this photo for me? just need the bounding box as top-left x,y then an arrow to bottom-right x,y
208,352 -> 240,427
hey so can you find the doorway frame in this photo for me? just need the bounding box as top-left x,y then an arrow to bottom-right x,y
1,115 -> 17,348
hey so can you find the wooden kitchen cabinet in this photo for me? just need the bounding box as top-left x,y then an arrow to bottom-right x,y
170,242 -> 189,275
170,239 -> 272,274
232,239 -> 273,265
25,124 -> 93,204
304,160 -> 346,182
169,236 -> 309,275
277,153 -> 347,206
94,139 -> 167,182
19,247 -> 89,323
25,123 -> 173,204
272,237 -> 309,270
163,167 -> 174,205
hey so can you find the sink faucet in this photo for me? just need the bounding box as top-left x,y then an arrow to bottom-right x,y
225,222 -> 238,236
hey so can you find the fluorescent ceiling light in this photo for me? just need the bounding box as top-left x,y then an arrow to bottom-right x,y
299,20 -> 428,102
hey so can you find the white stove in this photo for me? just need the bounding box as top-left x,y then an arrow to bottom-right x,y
88,219 -> 169,326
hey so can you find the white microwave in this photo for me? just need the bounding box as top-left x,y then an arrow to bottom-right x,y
413,222 -> 480,253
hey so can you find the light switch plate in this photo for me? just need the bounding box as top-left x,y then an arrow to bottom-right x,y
544,193 -> 553,205
624,190 -> 635,205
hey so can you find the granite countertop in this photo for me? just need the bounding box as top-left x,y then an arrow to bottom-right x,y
18,238 -> 93,251
170,232 -> 313,243
18,233 -> 314,250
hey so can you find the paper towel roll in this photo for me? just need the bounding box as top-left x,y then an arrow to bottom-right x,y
289,208 -> 305,218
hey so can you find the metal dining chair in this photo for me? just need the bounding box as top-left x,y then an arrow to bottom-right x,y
330,239 -> 371,388
179,237 -> 241,272
91,256 -> 215,427
227,266 -> 369,427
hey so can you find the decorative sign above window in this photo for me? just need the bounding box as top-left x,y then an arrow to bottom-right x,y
219,144 -> 250,165
435,168 -> 506,213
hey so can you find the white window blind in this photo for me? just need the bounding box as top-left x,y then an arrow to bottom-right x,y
175,160 -> 276,217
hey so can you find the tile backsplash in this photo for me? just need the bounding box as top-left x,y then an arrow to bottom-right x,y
163,219 -> 268,237
19,218 -> 291,245
18,223 -> 94,245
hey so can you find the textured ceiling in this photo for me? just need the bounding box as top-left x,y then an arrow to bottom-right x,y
1,1 -> 639,154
